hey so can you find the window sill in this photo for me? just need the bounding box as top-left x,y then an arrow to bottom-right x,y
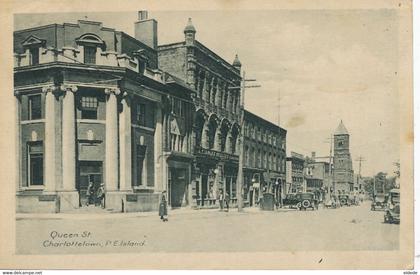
21,119 -> 45,124
20,186 -> 45,191
131,124 -> 155,132
133,186 -> 154,190
77,119 -> 105,124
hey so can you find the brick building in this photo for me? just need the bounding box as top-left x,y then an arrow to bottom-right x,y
286,152 -> 306,193
243,111 -> 287,206
158,18 -> 243,208
14,12 -> 196,213
333,120 -> 354,193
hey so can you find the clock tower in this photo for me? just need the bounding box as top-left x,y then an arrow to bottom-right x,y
333,120 -> 354,193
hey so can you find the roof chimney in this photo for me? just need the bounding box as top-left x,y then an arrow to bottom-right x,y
134,10 -> 158,50
311,152 -> 316,160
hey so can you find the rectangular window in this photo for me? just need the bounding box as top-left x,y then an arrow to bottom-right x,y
84,46 -> 97,64
80,96 -> 98,119
171,98 -> 183,117
28,142 -> 43,186
137,104 -> 147,126
28,94 -> 42,120
30,48 -> 39,65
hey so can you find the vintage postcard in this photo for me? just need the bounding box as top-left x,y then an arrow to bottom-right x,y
0,0 -> 414,270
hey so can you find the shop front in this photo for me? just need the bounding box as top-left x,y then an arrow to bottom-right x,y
192,147 -> 239,209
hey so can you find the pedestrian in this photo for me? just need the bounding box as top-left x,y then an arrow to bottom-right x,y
225,191 -> 230,212
218,190 -> 224,211
96,183 -> 105,208
159,191 -> 168,222
86,181 -> 94,206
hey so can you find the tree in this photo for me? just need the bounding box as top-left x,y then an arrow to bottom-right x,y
363,172 -> 397,197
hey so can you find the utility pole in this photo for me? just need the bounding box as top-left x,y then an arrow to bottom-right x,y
355,156 -> 366,191
232,71 -> 260,212
373,176 -> 376,196
324,135 -> 334,199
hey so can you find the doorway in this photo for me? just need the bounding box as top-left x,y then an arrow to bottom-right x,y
78,161 -> 103,207
169,168 -> 187,208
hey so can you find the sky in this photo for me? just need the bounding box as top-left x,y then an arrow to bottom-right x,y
14,10 -> 400,177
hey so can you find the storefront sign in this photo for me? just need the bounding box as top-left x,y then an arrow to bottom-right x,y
195,147 -> 239,162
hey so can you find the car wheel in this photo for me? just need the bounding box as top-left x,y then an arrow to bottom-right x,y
302,200 -> 311,208
296,202 -> 302,210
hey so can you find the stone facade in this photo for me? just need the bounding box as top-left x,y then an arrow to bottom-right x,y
14,16 -> 195,213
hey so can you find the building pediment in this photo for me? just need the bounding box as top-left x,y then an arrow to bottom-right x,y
21,35 -> 46,47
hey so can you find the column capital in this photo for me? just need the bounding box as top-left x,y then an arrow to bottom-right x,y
42,85 -> 58,94
60,84 -> 78,93
104,87 -> 121,96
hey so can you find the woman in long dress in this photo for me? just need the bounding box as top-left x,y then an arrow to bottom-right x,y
159,191 -> 168,222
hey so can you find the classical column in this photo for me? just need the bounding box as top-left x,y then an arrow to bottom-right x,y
154,105 -> 163,191
14,91 -> 21,191
61,85 -> 78,191
105,87 -> 120,191
42,85 -> 57,192
119,92 -> 132,192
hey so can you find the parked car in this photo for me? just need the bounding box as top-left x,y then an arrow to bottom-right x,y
283,194 -> 298,208
338,194 -> 351,206
371,194 -> 388,211
384,203 -> 400,224
384,189 -> 400,224
283,193 -> 318,210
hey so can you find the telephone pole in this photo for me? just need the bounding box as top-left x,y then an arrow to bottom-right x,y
324,135 -> 334,198
355,156 -> 366,191
232,71 -> 260,212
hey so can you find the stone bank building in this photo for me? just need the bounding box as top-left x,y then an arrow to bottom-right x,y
14,12 -> 287,213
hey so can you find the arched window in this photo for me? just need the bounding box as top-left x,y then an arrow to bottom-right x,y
76,33 -> 105,65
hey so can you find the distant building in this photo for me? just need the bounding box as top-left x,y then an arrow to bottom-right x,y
333,120 -> 354,193
286,152 -> 305,193
305,156 -> 332,196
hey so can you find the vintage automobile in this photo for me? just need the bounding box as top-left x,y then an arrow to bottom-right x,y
283,192 -> 318,210
384,203 -> 400,224
371,194 -> 388,211
283,193 -> 298,208
338,194 -> 351,206
384,189 -> 400,224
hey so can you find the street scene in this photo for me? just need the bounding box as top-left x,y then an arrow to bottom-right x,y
13,9 -> 402,255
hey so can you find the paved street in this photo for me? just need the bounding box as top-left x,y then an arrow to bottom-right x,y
16,201 -> 399,254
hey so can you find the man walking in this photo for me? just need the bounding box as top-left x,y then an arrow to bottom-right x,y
218,190 -> 224,211
225,191 -> 230,212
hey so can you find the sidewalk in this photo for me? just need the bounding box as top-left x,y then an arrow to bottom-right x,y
15,205 -> 298,221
